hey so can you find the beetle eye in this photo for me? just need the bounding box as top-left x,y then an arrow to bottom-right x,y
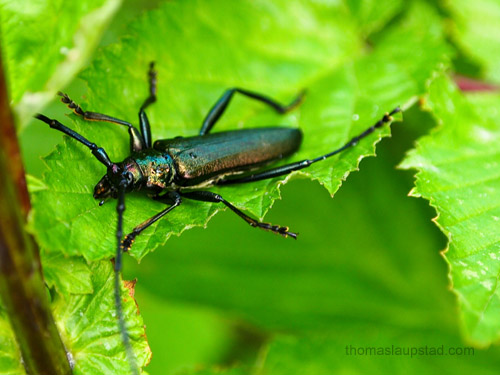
126,172 -> 134,184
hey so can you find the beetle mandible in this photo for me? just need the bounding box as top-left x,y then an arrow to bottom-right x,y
36,62 -> 400,374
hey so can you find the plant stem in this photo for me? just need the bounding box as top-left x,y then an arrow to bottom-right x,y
0,51 -> 72,374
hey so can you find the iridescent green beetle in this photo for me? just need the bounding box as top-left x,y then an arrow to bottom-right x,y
36,62 -> 400,374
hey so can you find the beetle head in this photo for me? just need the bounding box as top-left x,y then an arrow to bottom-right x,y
93,160 -> 143,204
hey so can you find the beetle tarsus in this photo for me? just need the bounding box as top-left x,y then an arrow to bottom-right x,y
250,221 -> 297,239
138,61 -> 157,148
180,190 -> 297,239
121,234 -> 136,252
59,92 -> 85,116
147,61 -> 157,98
121,192 -> 182,253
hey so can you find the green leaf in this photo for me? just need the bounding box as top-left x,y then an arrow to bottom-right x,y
142,104 -> 500,374
0,0 -> 121,128
31,0 -> 446,263
127,128 -> 453,335
52,261 -> 151,374
0,261 -> 150,375
42,252 -> 93,295
0,310 -> 24,375
400,74 -> 500,345
445,0 -> 500,83
345,0 -> 403,36
371,1 -> 453,93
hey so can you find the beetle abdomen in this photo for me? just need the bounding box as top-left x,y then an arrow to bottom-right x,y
154,127 -> 302,186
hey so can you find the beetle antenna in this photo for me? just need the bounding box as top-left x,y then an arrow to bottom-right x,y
115,186 -> 139,375
310,107 -> 402,162
217,107 -> 402,185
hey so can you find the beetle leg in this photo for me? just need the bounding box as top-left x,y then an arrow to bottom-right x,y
58,92 -> 146,152
181,191 -> 297,239
138,62 -> 157,148
199,88 -> 305,136
217,107 -> 401,185
35,114 -> 113,167
121,191 -> 181,252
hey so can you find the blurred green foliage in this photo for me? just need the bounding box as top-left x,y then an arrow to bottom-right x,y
0,0 -> 122,127
1,0 -> 500,374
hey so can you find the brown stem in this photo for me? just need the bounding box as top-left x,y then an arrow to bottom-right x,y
0,49 -> 72,373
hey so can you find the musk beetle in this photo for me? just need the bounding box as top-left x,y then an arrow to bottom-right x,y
36,62 -> 400,373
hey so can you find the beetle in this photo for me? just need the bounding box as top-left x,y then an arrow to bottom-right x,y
35,62 -> 400,374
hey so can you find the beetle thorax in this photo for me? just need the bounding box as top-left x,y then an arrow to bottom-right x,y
133,151 -> 174,190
